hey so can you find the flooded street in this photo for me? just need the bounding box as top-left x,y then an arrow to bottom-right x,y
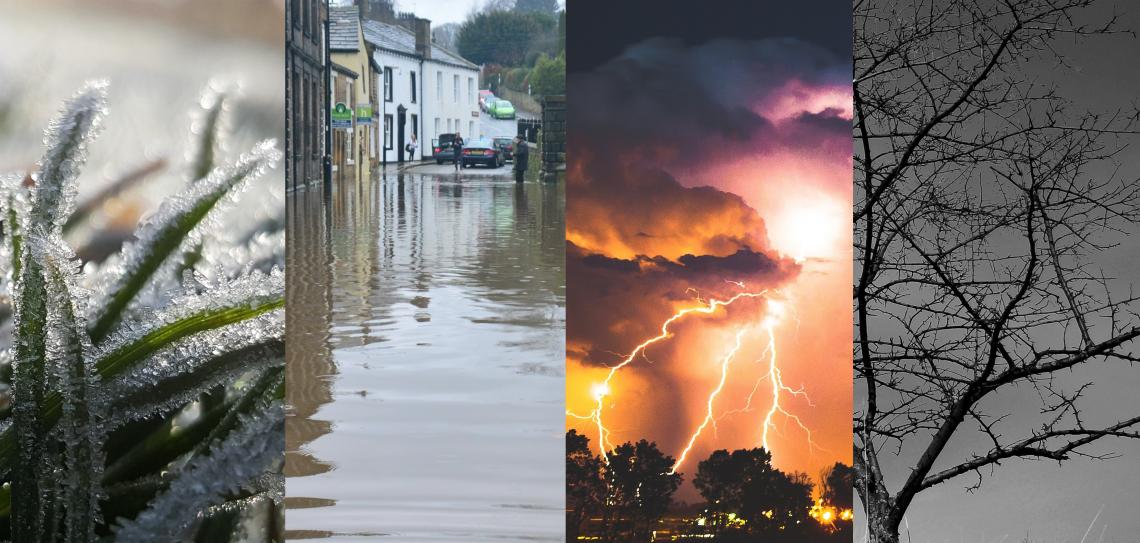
285,172 -> 565,542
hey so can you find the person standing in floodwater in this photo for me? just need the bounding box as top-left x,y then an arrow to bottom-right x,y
453,132 -> 465,171
513,135 -> 528,183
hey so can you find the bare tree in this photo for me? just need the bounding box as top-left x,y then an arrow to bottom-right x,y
854,0 -> 1140,541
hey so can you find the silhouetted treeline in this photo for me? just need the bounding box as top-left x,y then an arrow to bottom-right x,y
567,430 -> 852,542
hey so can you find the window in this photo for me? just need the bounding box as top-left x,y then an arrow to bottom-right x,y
468,121 -> 474,139
434,118 -> 440,139
310,78 -> 318,159
384,114 -> 393,150
467,77 -> 474,106
292,0 -> 301,29
437,71 -> 442,100
411,114 -> 418,139
384,67 -> 393,102
453,74 -> 459,103
447,119 -> 452,132
410,71 -> 417,103
302,0 -> 310,34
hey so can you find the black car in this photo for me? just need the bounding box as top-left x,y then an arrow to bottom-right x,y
460,138 -> 505,168
433,133 -> 460,164
492,137 -> 514,161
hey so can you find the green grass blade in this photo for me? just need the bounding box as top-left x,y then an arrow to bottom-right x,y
11,250 -> 49,542
41,238 -> 99,543
32,81 -> 108,232
190,85 -> 228,183
0,295 -> 283,479
89,140 -> 280,342
111,404 -> 283,542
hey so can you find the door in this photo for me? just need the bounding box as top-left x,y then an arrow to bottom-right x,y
397,106 -> 406,163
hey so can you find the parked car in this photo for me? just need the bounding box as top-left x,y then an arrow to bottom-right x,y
488,99 -> 515,119
433,133 -> 460,164
492,137 -> 514,161
478,89 -> 496,112
460,138 -> 505,168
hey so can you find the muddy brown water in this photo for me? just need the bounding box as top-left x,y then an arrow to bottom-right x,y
285,173 -> 565,542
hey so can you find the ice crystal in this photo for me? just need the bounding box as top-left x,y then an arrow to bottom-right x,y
31,81 -> 108,232
0,81 -> 283,542
36,235 -> 102,542
112,404 -> 284,543
88,140 -> 281,341
106,310 -> 283,426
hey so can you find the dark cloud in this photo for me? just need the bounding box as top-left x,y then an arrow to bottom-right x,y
567,241 -> 798,369
567,165 -> 774,260
569,37 -> 850,174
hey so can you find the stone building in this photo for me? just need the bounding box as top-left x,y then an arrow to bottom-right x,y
286,0 -> 327,191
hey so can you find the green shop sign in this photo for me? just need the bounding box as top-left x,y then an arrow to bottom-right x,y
356,103 -> 373,125
331,102 -> 353,129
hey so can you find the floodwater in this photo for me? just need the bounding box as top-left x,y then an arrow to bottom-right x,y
285,172 -> 566,542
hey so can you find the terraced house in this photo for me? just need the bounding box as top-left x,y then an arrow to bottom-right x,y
361,17 -> 481,165
329,5 -> 374,185
286,0 -> 326,190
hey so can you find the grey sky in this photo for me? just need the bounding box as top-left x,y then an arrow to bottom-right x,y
335,0 -> 564,26
860,3 -> 1140,541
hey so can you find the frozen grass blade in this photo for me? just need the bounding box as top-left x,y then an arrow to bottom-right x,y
31,81 -> 108,232
39,237 -> 100,543
11,244 -> 52,541
102,353 -> 283,487
111,404 -> 284,542
107,320 -> 283,428
0,279 -> 284,476
1,81 -> 283,542
189,83 -> 230,183
89,140 -> 280,342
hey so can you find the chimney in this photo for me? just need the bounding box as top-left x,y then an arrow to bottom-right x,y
415,18 -> 432,60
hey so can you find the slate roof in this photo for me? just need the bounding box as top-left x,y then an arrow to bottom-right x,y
329,6 -> 361,52
361,19 -> 479,71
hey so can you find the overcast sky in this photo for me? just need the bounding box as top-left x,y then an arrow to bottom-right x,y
335,0 -> 564,26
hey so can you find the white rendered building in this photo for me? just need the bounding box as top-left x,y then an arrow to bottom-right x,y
362,18 -> 481,164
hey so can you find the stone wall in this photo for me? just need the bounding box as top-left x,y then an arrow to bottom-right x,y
540,95 -> 565,182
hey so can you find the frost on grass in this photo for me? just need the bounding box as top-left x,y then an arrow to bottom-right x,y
37,235 -> 102,543
106,310 -> 283,425
0,80 -> 283,542
88,139 -> 281,341
112,404 -> 284,543
31,81 -> 108,232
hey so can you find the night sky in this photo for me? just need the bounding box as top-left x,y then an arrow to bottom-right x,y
567,0 -> 851,73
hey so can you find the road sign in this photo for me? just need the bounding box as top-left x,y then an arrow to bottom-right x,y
331,102 -> 353,129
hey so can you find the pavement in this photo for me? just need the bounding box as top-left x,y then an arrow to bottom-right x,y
390,110 -> 536,177
400,160 -> 517,177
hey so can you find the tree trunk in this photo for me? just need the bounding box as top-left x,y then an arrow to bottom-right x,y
867,518 -> 901,543
856,443 -> 902,543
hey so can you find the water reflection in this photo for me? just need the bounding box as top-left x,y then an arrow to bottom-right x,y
286,174 -> 565,542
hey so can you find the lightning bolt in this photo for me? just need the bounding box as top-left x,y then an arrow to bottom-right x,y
756,308 -> 820,456
567,287 -> 822,471
566,291 -> 767,463
668,328 -> 747,474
